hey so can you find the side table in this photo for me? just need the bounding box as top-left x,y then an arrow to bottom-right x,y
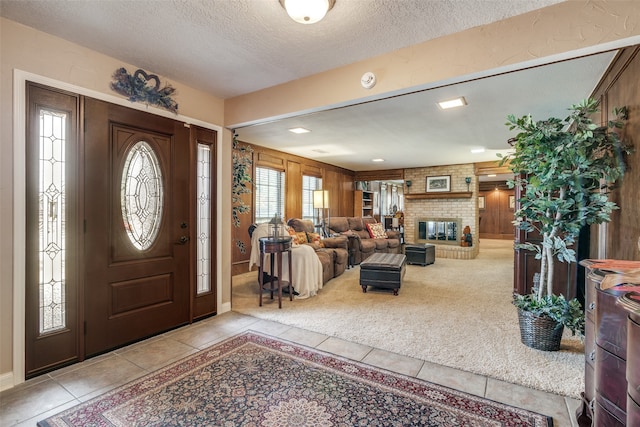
258,237 -> 293,309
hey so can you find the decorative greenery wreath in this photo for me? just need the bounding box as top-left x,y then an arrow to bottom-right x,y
110,67 -> 178,113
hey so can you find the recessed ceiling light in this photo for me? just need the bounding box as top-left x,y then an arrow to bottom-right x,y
437,97 -> 467,110
470,148 -> 485,153
289,127 -> 310,134
487,174 -> 497,177
372,158 -> 385,162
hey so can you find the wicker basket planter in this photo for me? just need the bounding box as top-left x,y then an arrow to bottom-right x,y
517,308 -> 564,351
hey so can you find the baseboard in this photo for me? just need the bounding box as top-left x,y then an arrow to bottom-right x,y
0,371 -> 14,392
219,302 -> 231,314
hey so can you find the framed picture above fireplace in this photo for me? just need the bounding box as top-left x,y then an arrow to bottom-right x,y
425,175 -> 450,192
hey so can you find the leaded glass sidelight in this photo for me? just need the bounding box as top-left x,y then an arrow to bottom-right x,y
39,109 -> 66,333
121,141 -> 164,250
196,143 -> 212,294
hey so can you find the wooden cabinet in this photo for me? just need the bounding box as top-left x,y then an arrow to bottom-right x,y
354,190 -> 375,217
578,260 -> 640,427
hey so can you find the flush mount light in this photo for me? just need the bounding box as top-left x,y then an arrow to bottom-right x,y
280,0 -> 336,24
289,127 -> 310,134
470,148 -> 485,154
372,158 -> 385,162
437,97 -> 467,110
487,174 -> 497,177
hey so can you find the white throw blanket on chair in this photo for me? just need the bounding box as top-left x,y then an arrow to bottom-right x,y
249,223 -> 323,299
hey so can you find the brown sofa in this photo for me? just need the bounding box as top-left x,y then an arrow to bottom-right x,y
286,218 -> 349,284
327,216 -> 401,265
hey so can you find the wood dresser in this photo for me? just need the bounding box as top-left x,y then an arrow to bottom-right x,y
578,260 -> 640,427
619,292 -> 640,427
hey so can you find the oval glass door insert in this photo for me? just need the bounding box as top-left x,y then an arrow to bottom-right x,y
121,141 -> 164,250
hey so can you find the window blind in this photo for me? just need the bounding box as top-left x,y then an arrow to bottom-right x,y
255,167 -> 285,223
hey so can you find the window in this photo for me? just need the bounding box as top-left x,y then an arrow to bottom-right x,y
302,175 -> 322,222
120,141 -> 164,251
196,143 -> 212,295
255,167 -> 285,223
38,109 -> 67,333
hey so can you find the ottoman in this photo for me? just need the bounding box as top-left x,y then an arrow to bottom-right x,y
359,253 -> 406,296
405,243 -> 435,266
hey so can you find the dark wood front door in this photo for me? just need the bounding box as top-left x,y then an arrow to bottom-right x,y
83,99 -> 191,356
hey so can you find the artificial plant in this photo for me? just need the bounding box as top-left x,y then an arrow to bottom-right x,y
500,98 -> 630,334
232,133 -> 253,253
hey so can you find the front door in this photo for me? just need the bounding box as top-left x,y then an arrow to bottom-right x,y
83,98 -> 191,356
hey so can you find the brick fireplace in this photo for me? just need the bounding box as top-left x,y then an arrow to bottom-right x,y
403,164 -> 479,259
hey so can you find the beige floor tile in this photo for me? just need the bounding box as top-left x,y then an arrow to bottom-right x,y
54,354 -> 146,398
13,399 -> 81,427
116,337 -> 198,371
278,327 -> 329,348
361,348 -> 424,377
165,321 -> 225,348
245,319 -> 293,336
0,379 -> 75,426
485,377 -> 574,427
416,360 -> 488,397
316,336 -> 372,361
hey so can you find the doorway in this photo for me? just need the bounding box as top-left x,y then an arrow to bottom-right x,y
24,82 -> 217,377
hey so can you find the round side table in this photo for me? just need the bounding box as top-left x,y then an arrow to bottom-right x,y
258,237 -> 293,308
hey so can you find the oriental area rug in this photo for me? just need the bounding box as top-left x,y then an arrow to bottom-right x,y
39,332 -> 552,427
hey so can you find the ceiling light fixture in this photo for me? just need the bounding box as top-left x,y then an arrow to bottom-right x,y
372,158 -> 385,162
470,148 -> 485,153
437,97 -> 467,110
289,127 -> 310,134
280,0 -> 335,24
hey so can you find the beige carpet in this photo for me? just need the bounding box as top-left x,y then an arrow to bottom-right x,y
232,239 -> 584,398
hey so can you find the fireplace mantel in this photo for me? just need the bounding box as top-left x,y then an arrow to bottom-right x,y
405,191 -> 472,200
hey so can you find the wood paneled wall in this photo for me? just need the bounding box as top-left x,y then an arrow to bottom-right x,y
231,141 -> 355,275
590,46 -> 640,260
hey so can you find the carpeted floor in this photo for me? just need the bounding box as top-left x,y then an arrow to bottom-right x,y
38,332 -> 552,427
232,239 -> 585,398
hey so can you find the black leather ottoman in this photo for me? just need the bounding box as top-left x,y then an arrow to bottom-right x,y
405,243 -> 435,266
359,253 -> 406,296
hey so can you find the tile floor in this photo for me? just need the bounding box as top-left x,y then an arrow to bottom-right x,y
1,311 -> 582,426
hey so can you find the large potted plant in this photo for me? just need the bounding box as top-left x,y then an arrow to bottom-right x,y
500,98 -> 630,351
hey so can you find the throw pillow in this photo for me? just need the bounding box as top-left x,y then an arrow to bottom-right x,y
286,227 -> 300,246
366,222 -> 388,239
306,232 -> 324,247
295,231 -> 308,245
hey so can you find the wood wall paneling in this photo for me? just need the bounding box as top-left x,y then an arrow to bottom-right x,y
354,169 -> 404,181
286,160 -> 302,220
600,48 -> 640,260
231,141 -> 356,271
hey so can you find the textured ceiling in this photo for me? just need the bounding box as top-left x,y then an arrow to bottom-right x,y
0,0 -> 563,98
1,0 -> 625,172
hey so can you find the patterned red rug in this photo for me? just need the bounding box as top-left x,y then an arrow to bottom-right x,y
39,332 -> 552,426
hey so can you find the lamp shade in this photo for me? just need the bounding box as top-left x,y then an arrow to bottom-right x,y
281,0 -> 332,24
392,217 -> 399,228
313,190 -> 329,209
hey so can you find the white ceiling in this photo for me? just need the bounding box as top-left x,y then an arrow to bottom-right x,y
0,0 -> 626,172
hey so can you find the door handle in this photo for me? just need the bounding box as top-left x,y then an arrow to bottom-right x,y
176,235 -> 190,245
